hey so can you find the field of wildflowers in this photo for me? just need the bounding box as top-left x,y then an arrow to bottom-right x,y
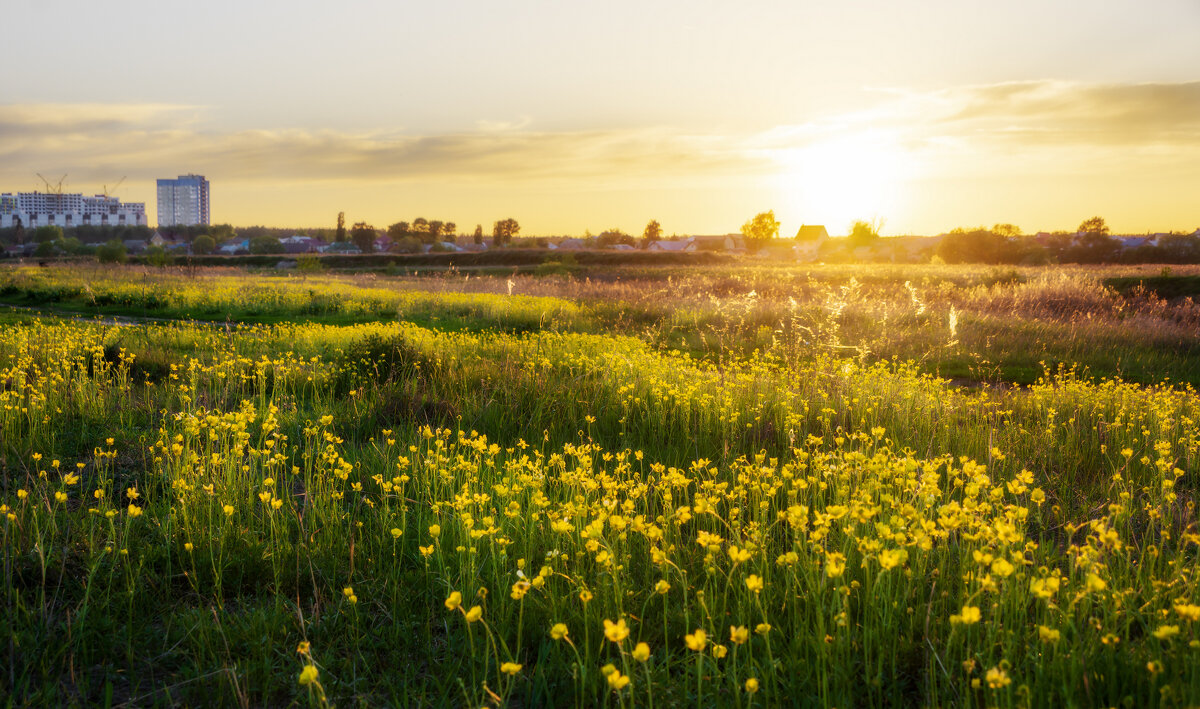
1,264 -> 1198,706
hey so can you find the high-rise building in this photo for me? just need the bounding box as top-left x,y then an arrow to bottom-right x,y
0,191 -> 147,228
156,174 -> 210,226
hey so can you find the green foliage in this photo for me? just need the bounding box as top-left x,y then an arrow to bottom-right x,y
740,210 -> 780,250
250,236 -> 285,255
57,236 -> 90,255
145,244 -> 172,267
350,222 -> 377,253
936,227 -> 1013,264
192,234 -> 216,255
643,219 -> 662,243
1,265 -> 1200,706
1078,216 -> 1110,236
34,225 -> 63,243
96,239 -> 127,264
387,221 -> 411,240
847,218 -> 882,247
392,235 -> 422,253
297,254 -> 324,272
493,218 -> 520,246
597,228 -> 634,247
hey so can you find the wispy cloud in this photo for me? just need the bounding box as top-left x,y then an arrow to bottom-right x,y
3,82 -> 1198,197
918,80 -> 1200,147
0,103 -> 767,186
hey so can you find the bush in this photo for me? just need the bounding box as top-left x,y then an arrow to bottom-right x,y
34,225 -> 63,244
145,245 -> 173,267
192,234 -> 216,255
391,236 -> 422,254
96,239 -> 127,264
250,236 -> 284,255
297,254 -> 323,272
936,229 -> 1012,264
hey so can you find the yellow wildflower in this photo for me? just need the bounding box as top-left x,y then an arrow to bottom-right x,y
604,618 -> 630,643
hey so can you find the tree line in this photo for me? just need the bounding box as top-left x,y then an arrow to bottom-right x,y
934,217 -> 1200,265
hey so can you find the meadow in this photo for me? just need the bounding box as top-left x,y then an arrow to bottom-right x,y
1,263 -> 1198,707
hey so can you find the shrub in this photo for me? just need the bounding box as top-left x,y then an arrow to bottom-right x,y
145,245 -> 173,268
192,234 -> 216,255
250,236 -> 284,255
96,239 -> 127,264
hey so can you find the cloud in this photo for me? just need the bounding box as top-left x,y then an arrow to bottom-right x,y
0,103 -> 768,186
924,80 -> 1200,147
3,82 -> 1198,195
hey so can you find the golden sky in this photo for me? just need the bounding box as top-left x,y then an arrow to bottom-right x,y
2,0 -> 1198,235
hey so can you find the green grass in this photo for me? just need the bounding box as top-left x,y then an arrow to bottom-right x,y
1,264 -> 1199,706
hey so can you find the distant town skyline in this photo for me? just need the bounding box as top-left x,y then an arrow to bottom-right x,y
1,0 -> 1198,235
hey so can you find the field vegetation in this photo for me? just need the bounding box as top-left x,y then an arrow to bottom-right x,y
1,263 -> 1199,706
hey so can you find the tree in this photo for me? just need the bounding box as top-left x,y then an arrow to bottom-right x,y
473,224 -> 484,245
145,245 -> 173,268
992,223 -> 1022,238
210,223 -> 237,242
936,227 -> 1011,264
1078,216 -> 1109,236
444,222 -> 457,236
394,236 -> 422,253
192,234 -> 216,255
387,221 -> 410,240
336,212 -> 346,242
350,222 -> 377,253
428,220 -> 445,241
598,229 -> 635,247
35,225 -> 63,244
847,218 -> 883,247
493,218 -> 520,246
96,239 -> 127,264
643,219 -> 662,244
58,236 -> 88,255
740,210 -> 780,251
250,236 -> 285,255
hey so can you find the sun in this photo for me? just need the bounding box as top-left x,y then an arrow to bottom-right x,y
772,131 -> 911,235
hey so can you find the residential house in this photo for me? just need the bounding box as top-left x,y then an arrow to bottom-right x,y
794,225 -> 830,242
1118,236 -> 1154,250
455,235 -> 491,251
280,235 -> 324,254
689,234 -> 744,252
217,239 -> 250,255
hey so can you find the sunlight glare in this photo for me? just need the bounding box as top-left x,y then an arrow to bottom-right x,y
774,132 -> 911,234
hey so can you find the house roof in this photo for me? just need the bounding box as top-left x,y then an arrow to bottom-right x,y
648,239 -> 693,251
795,225 -> 829,240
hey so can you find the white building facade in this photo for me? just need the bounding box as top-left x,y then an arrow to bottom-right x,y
0,191 -> 148,228
156,174 -> 210,226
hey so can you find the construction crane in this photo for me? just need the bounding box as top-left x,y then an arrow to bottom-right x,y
36,173 -> 67,195
102,176 -> 126,198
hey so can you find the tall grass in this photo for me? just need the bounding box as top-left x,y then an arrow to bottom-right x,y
0,265 -> 1198,705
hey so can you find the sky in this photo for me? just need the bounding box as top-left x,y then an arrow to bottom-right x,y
2,0 -> 1199,236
